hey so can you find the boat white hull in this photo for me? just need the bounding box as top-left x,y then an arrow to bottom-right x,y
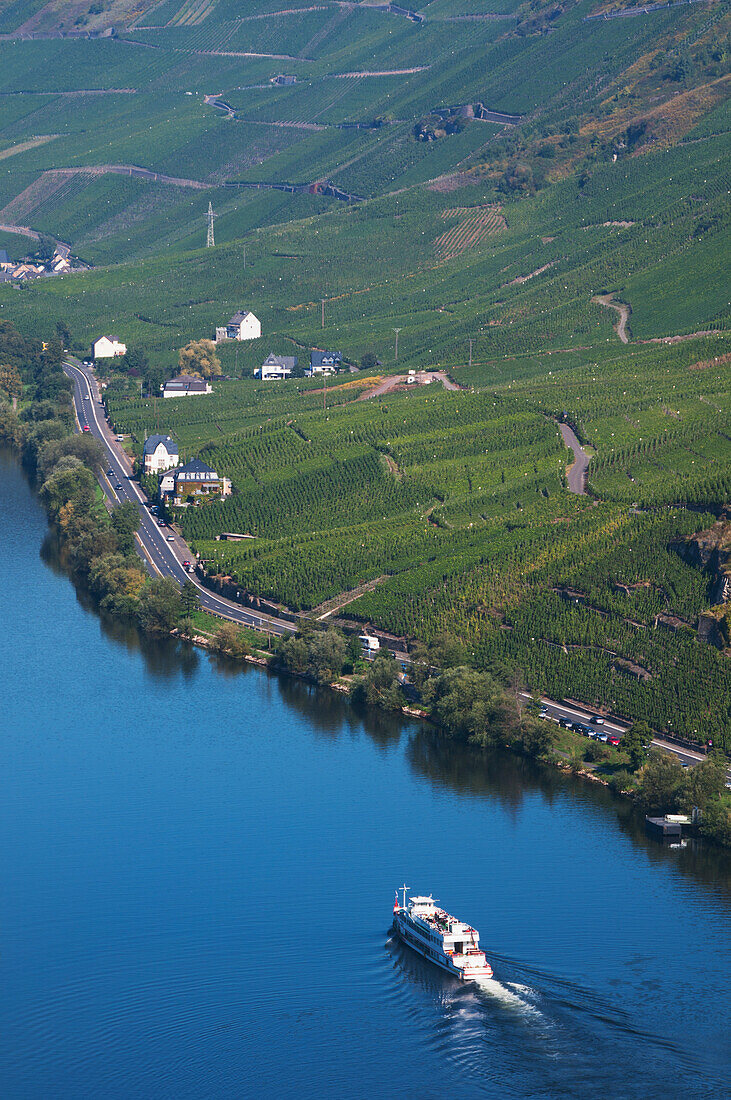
393,914 -> 493,981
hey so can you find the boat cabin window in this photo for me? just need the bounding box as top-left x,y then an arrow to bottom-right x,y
454,942 -> 464,954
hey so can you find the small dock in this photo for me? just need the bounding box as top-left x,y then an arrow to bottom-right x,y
645,814 -> 691,840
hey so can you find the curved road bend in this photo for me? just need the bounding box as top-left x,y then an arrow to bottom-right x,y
63,359 -> 295,637
559,422 -> 590,494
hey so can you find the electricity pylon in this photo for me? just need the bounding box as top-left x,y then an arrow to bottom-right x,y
205,202 -> 216,248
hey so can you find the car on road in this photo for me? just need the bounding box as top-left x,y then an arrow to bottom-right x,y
107,468 -> 114,477
590,716 -> 605,725
157,520 -> 167,528
595,732 -> 609,743
558,717 -> 573,729
115,483 -> 123,490
182,560 -> 192,570
82,425 -> 91,432
166,534 -> 175,542
608,735 -> 621,746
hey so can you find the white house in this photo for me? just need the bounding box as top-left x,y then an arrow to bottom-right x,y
226,310 -> 261,341
162,375 -> 213,399
142,434 -> 179,474
308,349 -> 342,376
92,335 -> 127,359
256,353 -> 297,380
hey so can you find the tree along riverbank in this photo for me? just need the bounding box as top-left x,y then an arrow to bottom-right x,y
1,318 -> 728,848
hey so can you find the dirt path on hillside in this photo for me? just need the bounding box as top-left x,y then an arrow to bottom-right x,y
357,371 -> 459,399
643,330 -> 717,344
0,222 -> 40,239
332,67 -> 429,77
312,575 -> 388,620
593,294 -> 631,343
559,423 -> 590,495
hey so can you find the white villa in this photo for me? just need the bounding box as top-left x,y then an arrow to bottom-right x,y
92,335 -> 127,359
142,434 -> 179,474
226,310 -> 261,341
256,353 -> 297,380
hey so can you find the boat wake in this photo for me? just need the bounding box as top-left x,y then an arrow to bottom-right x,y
472,976 -> 543,1018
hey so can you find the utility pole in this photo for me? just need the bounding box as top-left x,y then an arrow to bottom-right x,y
323,367 -> 327,414
468,337 -> 473,368
243,243 -> 246,269
321,298 -> 326,329
393,327 -> 401,362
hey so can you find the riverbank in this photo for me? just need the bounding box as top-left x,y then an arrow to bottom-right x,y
1,319 -> 728,848
4,405 -> 730,848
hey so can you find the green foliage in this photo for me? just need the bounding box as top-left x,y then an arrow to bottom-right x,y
636,750 -> 685,813
137,577 -> 182,635
426,666 -> 516,747
181,578 -> 200,618
621,722 -> 653,772
514,714 -> 557,759
352,649 -> 405,711
277,627 -> 348,684
213,621 -> 250,659
109,501 -> 140,556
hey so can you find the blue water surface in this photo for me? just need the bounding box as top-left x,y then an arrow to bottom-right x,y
0,449 -> 729,1099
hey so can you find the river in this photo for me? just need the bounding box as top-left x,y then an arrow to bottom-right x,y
1,446 -> 729,1099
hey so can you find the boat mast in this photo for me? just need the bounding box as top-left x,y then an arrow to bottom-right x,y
399,884 -> 410,910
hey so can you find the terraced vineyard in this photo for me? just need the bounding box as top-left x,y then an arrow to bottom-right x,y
434,205 -> 506,259
0,0 -> 729,744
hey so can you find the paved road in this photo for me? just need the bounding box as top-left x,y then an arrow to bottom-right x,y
64,359 -> 296,637
520,693 -> 705,767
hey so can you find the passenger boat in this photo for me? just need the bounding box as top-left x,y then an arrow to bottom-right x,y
392,887 -> 493,981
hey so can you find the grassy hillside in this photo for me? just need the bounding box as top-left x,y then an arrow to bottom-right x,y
103,334 -> 731,745
0,0 -> 729,744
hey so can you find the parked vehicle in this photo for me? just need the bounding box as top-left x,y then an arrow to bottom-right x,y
608,735 -> 621,746
166,534 -> 175,542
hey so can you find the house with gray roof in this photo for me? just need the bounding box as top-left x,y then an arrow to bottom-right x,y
226,310 -> 261,341
256,353 -> 297,380
159,458 -> 231,504
142,434 -> 179,474
308,349 -> 342,375
162,375 -> 213,398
